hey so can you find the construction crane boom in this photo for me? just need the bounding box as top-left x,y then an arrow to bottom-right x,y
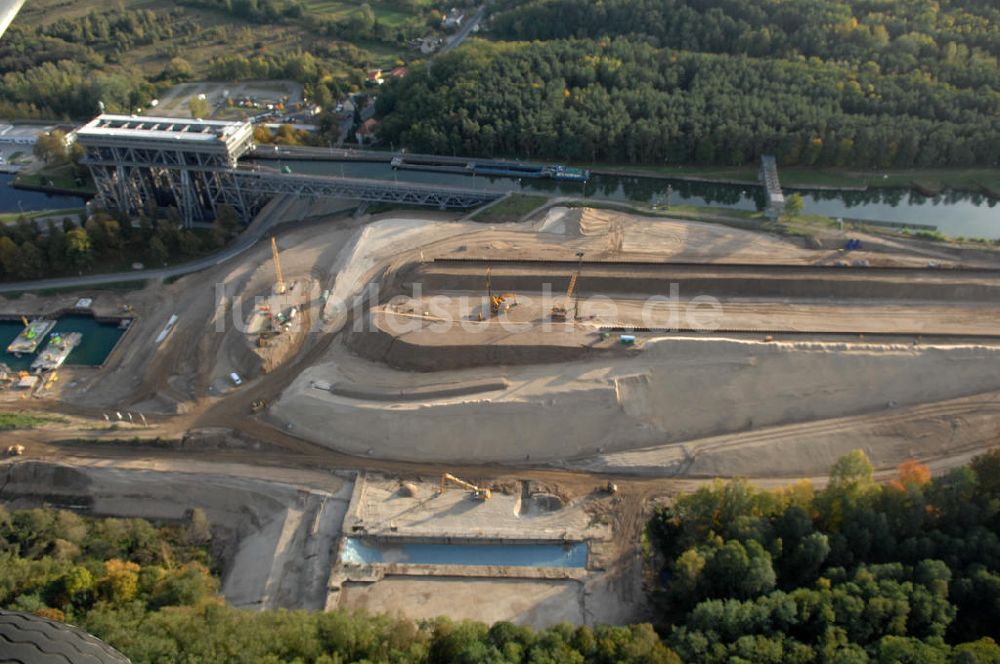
271,237 -> 286,294
440,473 -> 492,500
550,271 -> 580,322
565,271 -> 579,300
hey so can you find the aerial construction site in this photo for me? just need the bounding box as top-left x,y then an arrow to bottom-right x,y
4,200 -> 1000,627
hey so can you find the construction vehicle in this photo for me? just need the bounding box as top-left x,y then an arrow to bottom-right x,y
439,473 -> 491,500
250,399 -> 266,413
271,237 -> 286,294
485,267 -> 517,317
5,444 -> 25,457
21,316 -> 29,328
551,271 -> 579,322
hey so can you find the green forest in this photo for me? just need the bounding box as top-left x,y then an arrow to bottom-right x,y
375,0 -> 1000,168
0,2 -> 407,119
3,449 -> 1000,662
0,204 -> 240,281
647,450 -> 1000,662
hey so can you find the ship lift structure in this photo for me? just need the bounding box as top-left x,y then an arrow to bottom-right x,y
76,114 -> 504,227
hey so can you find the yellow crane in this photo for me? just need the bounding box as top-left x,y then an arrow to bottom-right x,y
271,237 -> 286,294
439,473 -> 491,500
551,271 -> 578,322
21,316 -> 29,328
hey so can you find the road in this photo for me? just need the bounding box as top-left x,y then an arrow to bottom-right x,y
441,6 -> 484,54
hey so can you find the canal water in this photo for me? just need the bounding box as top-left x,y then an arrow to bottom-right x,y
0,173 -> 88,214
3,158 -> 998,240
0,314 -> 126,371
275,160 -> 1000,240
340,538 -> 589,568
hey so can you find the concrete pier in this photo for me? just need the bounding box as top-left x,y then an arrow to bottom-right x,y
760,155 -> 785,220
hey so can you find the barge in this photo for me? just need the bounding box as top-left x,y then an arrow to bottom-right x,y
6,319 -> 55,356
391,156 -> 590,183
390,156 -> 470,175
31,331 -> 81,372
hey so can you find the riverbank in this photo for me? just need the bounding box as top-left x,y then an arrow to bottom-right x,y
12,172 -> 96,197
263,146 -> 1000,196
580,163 -> 1000,196
0,207 -> 86,224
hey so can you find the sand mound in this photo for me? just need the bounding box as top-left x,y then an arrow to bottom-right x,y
273,337 -> 1000,466
578,209 -> 612,236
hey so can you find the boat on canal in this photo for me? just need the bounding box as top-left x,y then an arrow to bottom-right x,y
30,331 -> 82,372
6,319 -> 55,356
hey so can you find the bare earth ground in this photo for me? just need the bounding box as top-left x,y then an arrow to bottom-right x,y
2,205 -> 1000,628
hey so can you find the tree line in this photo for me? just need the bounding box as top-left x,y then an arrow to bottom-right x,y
0,505 -> 217,624
0,504 -> 676,663
0,205 -> 241,282
0,7 -> 197,118
375,38 -> 1000,168
489,0 -> 1000,89
647,449 -> 1000,662
178,0 -> 306,24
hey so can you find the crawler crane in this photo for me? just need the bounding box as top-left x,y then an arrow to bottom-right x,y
439,473 -> 492,500
551,271 -> 579,322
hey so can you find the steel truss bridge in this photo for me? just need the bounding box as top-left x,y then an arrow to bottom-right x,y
233,168 -> 503,210
75,114 -> 503,226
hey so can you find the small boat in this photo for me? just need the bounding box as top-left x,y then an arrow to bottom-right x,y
548,165 -> 591,183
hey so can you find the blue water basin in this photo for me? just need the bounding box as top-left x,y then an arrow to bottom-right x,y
0,314 -> 127,371
341,538 -> 588,568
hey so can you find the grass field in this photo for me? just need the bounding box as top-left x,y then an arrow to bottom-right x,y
0,412 -> 68,431
305,0 -> 421,28
13,172 -> 94,196
472,194 -> 550,222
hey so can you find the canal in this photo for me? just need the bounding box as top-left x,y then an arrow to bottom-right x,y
0,173 -> 89,214
3,159 -> 998,240
0,314 -> 127,371
273,160 -> 1000,240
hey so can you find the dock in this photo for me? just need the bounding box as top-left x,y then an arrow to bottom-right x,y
759,155 -> 785,220
31,331 -> 81,372
6,319 -> 55,355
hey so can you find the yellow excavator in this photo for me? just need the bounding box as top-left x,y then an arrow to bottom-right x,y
551,271 -> 578,322
439,473 -> 491,500
485,267 -> 517,317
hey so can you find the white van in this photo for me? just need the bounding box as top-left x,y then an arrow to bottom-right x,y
230,372 -> 243,386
